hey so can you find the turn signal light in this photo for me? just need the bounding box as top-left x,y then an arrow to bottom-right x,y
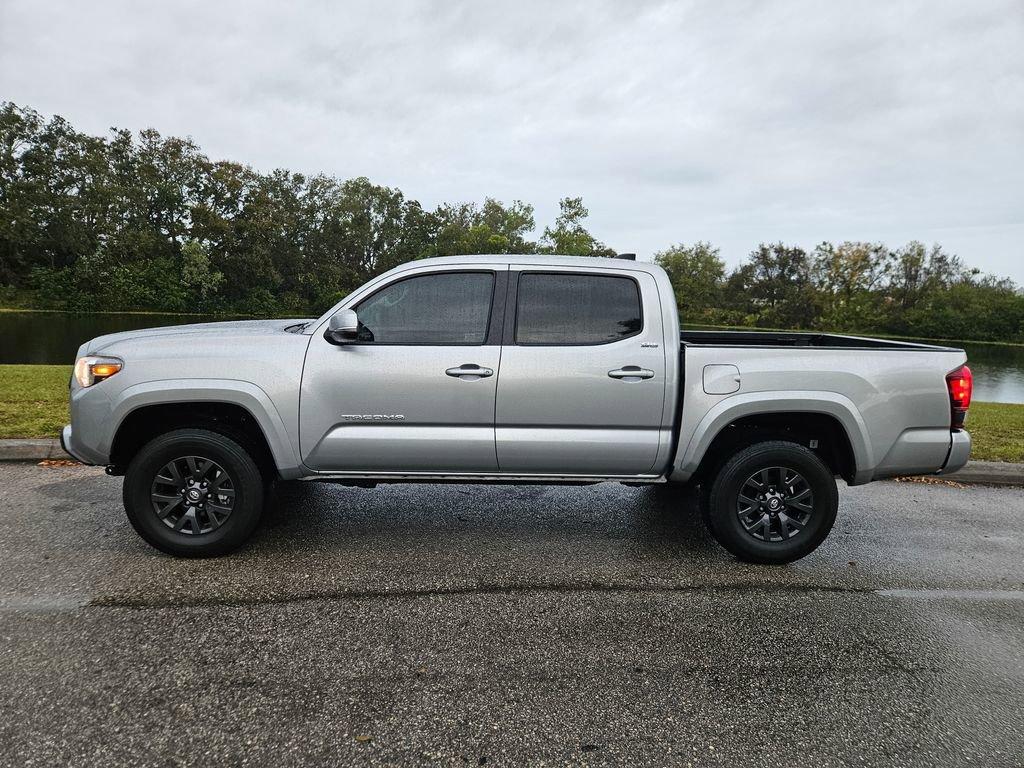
91,363 -> 121,378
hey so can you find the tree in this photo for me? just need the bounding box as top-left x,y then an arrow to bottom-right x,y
432,198 -> 536,256
539,197 -> 614,257
811,241 -> 890,330
654,242 -> 725,323
0,103 -> 45,284
884,242 -> 966,308
727,243 -> 818,329
180,239 -> 223,305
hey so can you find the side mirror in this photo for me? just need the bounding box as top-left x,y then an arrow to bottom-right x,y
324,309 -> 359,345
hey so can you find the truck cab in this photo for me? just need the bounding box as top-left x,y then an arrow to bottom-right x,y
299,256 -> 678,478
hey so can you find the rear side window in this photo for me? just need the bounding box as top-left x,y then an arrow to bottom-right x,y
515,273 -> 642,345
355,272 -> 494,344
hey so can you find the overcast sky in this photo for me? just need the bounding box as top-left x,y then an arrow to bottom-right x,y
2,0 -> 1022,280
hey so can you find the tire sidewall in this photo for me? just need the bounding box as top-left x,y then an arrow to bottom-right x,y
123,429 -> 264,557
708,442 -> 838,564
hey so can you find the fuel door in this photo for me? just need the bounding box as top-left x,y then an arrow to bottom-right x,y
703,364 -> 741,395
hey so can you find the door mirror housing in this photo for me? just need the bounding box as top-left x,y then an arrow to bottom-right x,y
324,309 -> 359,345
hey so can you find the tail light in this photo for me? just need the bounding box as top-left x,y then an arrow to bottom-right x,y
946,365 -> 972,429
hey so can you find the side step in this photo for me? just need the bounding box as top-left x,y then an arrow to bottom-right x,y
300,472 -> 667,487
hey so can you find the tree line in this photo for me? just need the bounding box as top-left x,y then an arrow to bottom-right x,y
656,240 -> 1023,342
2,101 -> 1022,342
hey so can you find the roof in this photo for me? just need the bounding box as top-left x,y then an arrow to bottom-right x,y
397,254 -> 664,274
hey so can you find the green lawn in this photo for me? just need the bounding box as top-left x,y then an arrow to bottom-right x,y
0,365 -> 71,439
963,401 -> 1024,463
0,364 -> 1021,463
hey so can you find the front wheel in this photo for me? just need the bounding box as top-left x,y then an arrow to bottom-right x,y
702,441 -> 838,564
123,428 -> 265,557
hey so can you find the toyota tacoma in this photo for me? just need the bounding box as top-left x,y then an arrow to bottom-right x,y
61,255 -> 973,562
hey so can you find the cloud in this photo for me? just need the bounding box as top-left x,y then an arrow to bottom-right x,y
2,0 -> 1022,278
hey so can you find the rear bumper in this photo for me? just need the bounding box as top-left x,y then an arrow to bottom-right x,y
938,429 -> 971,475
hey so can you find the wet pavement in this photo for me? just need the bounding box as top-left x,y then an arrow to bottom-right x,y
0,464 -> 1021,766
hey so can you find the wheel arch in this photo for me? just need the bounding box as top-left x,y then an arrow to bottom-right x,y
671,392 -> 872,486
106,380 -> 302,479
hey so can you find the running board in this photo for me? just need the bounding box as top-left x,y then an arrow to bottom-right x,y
299,472 -> 667,487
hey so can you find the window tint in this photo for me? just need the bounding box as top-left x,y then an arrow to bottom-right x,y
515,273 -> 642,345
355,272 -> 494,344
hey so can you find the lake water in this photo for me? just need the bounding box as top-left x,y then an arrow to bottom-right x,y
0,311 -> 255,365
2,312 -> 1023,404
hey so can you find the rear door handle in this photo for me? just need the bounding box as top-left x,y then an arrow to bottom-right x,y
608,366 -> 655,382
446,364 -> 493,380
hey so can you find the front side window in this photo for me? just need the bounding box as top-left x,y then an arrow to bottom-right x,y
515,273 -> 642,345
355,271 -> 494,344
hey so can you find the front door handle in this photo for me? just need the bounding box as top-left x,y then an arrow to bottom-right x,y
608,366 -> 655,382
446,364 -> 494,380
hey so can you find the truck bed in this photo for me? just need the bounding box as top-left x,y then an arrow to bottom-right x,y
672,328 -> 968,486
680,329 -> 959,351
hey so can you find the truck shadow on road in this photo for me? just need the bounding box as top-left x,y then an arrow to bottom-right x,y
258,479 -> 719,557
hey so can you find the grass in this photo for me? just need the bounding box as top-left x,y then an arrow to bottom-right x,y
965,402 -> 1024,463
0,364 -> 1021,463
0,365 -> 71,439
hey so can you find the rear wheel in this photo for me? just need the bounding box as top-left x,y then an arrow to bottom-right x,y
702,441 -> 838,564
123,428 -> 264,557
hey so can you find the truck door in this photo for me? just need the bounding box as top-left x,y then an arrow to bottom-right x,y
495,267 -> 668,475
299,267 -> 506,472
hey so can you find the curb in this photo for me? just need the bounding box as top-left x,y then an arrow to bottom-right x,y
942,460 -> 1024,487
0,438 -> 70,462
0,438 -> 1021,486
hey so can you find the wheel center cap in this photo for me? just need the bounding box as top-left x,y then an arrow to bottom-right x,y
767,497 -> 783,511
187,488 -> 203,503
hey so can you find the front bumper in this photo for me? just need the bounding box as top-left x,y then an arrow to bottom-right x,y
938,429 -> 971,475
60,424 -> 98,465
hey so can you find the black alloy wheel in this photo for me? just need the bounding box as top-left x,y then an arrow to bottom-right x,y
735,466 -> 814,543
701,441 -> 838,564
151,455 -> 236,535
124,428 -> 265,557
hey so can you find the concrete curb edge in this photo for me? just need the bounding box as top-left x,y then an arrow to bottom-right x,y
0,438 -> 71,462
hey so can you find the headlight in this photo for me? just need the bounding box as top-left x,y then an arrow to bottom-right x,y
74,356 -> 123,388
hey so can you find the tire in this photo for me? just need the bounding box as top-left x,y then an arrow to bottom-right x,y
123,428 -> 265,557
702,440 -> 838,564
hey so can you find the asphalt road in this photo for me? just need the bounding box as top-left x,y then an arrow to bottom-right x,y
0,464 -> 1021,767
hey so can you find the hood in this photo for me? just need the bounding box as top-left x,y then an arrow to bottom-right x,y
85,318 -> 313,355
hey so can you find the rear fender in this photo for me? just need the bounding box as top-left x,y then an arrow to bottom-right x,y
670,391 -> 873,485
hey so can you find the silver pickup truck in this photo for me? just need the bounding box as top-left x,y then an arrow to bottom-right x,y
62,254 -> 973,563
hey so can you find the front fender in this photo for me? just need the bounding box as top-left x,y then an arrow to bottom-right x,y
106,379 -> 303,478
669,390 -> 874,485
